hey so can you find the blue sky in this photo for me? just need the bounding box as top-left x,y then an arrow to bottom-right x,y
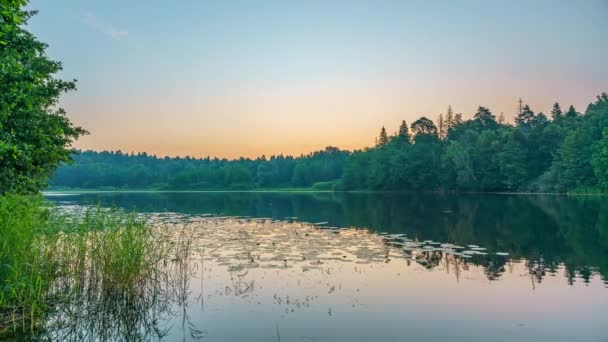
27,0 -> 608,158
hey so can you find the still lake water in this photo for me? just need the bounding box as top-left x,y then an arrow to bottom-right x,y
44,191 -> 608,341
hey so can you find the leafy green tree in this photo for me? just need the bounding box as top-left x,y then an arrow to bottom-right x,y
556,128 -> 596,189
472,106 -> 498,130
411,117 -> 438,138
445,140 -> 476,189
256,162 -> 277,187
474,130 -> 502,190
592,128 -> 608,190
498,130 -> 528,190
225,165 -> 254,189
368,147 -> 391,189
0,2 -> 86,193
342,151 -> 371,190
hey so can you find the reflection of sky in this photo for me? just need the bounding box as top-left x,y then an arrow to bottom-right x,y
43,194 -> 608,340
166,218 -> 608,341
27,0 -> 608,158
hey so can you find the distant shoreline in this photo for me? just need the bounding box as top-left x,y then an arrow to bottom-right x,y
43,188 -> 608,196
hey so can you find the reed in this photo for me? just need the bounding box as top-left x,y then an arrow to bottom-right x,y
0,195 -> 172,338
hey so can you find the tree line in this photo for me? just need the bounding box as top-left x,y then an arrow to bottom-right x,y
50,147 -> 349,190
343,94 -> 608,193
51,94 -> 608,193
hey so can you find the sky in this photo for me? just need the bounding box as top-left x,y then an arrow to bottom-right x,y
27,0 -> 608,159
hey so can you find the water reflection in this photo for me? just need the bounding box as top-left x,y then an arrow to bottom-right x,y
37,212 -> 608,340
46,192 -> 608,286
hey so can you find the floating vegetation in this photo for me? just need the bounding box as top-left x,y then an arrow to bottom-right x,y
5,197 -> 603,340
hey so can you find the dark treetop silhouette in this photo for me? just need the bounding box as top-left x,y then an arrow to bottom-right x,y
51,94 -> 608,193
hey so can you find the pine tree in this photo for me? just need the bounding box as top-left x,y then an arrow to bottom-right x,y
398,120 -> 410,143
518,97 -> 523,117
565,105 -> 578,118
454,113 -> 463,125
473,106 -> 497,129
515,105 -> 536,127
551,102 -> 563,120
446,105 -> 454,130
498,112 -> 505,124
378,126 -> 389,146
438,114 -> 445,140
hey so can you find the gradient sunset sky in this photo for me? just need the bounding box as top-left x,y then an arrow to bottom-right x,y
28,0 -> 608,159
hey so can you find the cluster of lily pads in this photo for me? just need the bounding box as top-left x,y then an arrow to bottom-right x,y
377,232 -> 510,259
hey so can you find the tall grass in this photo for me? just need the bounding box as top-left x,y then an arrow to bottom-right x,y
0,195 -> 172,338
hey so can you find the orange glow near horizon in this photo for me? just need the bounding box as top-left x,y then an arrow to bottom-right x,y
30,0 -> 607,159
65,84 -> 605,159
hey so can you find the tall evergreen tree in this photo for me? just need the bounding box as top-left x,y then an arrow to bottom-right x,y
438,113 -> 446,139
398,120 -> 410,143
498,112 -> 505,124
473,106 -> 498,130
378,126 -> 389,146
518,97 -> 523,117
551,102 -> 563,120
515,105 -> 536,128
565,105 -> 578,118
446,105 -> 454,130
454,113 -> 463,126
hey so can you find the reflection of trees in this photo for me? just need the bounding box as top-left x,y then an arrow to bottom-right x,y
48,192 -> 608,286
342,193 -> 608,285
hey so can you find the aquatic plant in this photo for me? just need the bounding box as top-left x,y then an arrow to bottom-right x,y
0,196 -> 175,338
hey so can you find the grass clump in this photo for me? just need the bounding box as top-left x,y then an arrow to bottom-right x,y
0,195 -> 171,338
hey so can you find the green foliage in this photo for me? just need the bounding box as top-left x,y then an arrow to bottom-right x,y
551,102 -> 563,120
497,130 -> 528,190
397,120 -> 410,143
445,140 -> 476,189
473,106 -> 498,131
342,93 -> 608,193
48,93 -> 608,194
592,128 -> 608,190
377,126 -> 389,146
0,2 -> 86,194
411,117 -> 438,138
51,147 -> 349,190
0,196 -> 170,335
515,105 -> 536,128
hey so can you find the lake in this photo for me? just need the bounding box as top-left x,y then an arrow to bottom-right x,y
43,191 -> 608,341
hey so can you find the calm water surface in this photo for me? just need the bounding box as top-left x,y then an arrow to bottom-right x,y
44,192 -> 608,341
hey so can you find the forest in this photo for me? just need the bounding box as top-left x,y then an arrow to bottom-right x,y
50,147 -> 349,190
51,94 -> 608,193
